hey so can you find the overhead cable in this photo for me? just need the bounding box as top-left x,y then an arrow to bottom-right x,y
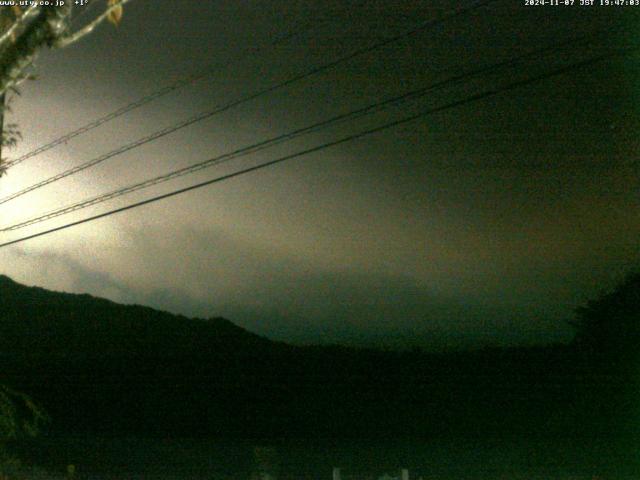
0,47 -> 628,249
0,29 -> 608,232
0,0 -> 495,178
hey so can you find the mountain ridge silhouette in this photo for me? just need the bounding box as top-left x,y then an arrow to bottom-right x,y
0,273 -> 279,359
0,274 -> 633,442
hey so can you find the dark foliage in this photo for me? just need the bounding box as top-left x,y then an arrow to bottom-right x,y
0,274 -> 635,447
572,272 -> 640,359
567,272 -> 640,444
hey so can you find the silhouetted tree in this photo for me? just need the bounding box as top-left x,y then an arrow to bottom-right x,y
0,1 -> 130,463
0,1 -> 130,174
571,272 -> 640,360
0,1 -> 129,92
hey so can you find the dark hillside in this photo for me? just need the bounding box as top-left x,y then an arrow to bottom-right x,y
0,274 -> 275,359
0,275 -> 635,446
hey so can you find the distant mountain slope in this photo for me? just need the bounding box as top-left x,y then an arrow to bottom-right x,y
0,274 -> 276,359
0,275 -> 631,442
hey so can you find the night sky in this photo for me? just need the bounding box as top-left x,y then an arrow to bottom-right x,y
0,0 -> 637,349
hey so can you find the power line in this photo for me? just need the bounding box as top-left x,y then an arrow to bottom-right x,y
0,1 -> 359,170
0,47 -> 629,250
0,29 -> 608,232
0,0 -> 496,176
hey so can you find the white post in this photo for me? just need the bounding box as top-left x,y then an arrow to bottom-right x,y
401,468 -> 409,480
333,467 -> 341,480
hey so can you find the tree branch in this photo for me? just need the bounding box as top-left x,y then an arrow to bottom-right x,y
0,4 -> 40,51
54,0 -> 133,48
0,5 -> 73,95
